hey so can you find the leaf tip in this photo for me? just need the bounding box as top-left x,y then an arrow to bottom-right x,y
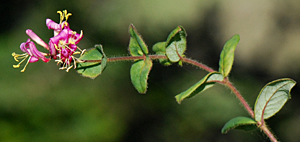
129,23 -> 135,28
175,95 -> 182,104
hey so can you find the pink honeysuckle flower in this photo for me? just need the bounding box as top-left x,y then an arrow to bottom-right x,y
12,38 -> 50,72
46,10 -> 84,72
51,27 -> 84,71
12,9 -> 84,72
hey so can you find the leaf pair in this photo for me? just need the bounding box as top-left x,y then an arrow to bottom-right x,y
152,26 -> 187,66
128,24 -> 153,93
128,25 -> 187,93
222,78 -> 296,134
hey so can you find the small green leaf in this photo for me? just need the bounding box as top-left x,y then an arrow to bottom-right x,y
129,24 -> 148,56
175,72 -> 223,104
254,78 -> 296,122
129,38 -> 144,56
219,34 -> 240,77
165,26 -> 187,62
130,57 -> 153,94
152,42 -> 172,66
153,42 -> 166,54
221,117 -> 257,134
77,45 -> 107,79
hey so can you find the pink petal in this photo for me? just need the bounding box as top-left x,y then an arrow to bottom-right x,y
28,42 -> 44,58
20,39 -> 31,52
73,32 -> 83,44
69,44 -> 77,51
48,40 -> 57,57
46,19 -> 61,31
28,42 -> 51,63
26,29 -> 49,50
28,56 -> 39,63
50,29 -> 68,44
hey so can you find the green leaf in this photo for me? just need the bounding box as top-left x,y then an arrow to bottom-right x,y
175,72 -> 223,104
254,78 -> 296,122
77,45 -> 107,79
129,24 -> 148,56
221,117 -> 257,134
130,57 -> 153,94
219,34 -> 240,77
152,42 -> 166,54
152,42 -> 172,66
165,26 -> 187,62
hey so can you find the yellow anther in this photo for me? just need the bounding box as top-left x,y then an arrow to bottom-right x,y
63,10 -> 72,21
13,64 -> 20,68
66,65 -> 73,72
12,53 -> 28,62
57,10 -> 72,24
54,43 -> 60,50
73,51 -> 81,55
12,53 -> 19,62
57,11 -> 64,24
12,52 -> 29,70
12,52 -> 20,62
69,41 -> 75,45
79,30 -> 83,38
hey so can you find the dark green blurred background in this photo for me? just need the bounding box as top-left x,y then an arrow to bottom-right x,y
1,0 -> 300,141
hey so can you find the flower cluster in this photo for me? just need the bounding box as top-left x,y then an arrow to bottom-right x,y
12,10 -> 84,72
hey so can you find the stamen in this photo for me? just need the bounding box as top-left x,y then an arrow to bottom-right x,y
66,65 -> 73,72
80,49 -> 86,56
63,10 -> 72,21
76,46 -> 85,53
54,44 -> 60,51
20,57 -> 31,72
73,51 -> 81,55
55,59 -> 63,65
64,45 -> 75,52
12,52 -> 29,69
13,64 -> 20,68
62,22 -> 69,29
12,52 -> 27,62
79,30 -> 83,37
72,56 -> 77,69
57,11 -> 64,24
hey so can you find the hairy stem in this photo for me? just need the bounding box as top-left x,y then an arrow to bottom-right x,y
80,54 -> 278,141
259,122 -> 278,142
81,55 -> 215,72
223,78 -> 254,118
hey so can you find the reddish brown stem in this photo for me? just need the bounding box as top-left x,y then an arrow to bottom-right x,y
80,55 -> 215,72
79,54 -> 278,142
222,78 -> 255,118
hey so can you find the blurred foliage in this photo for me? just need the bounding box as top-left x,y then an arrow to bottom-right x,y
1,0 -> 300,142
